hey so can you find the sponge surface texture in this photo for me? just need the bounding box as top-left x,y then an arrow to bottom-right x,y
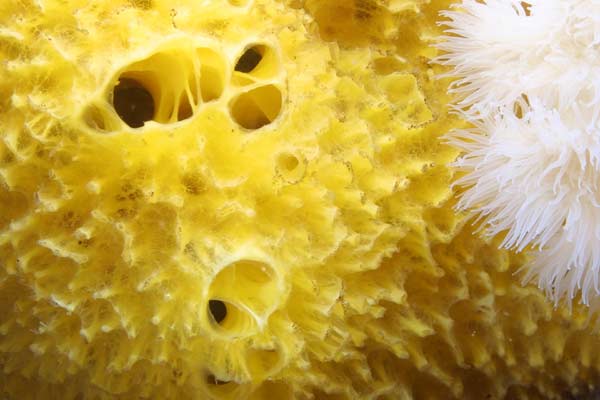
1,0 -> 599,399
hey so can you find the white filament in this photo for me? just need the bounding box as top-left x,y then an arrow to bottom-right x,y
438,0 -> 600,306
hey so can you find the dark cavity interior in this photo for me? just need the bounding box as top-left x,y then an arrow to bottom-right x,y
235,47 -> 263,73
113,78 -> 155,128
208,299 -> 227,324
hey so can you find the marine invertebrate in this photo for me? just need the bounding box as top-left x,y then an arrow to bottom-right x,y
437,0 -> 600,120
1,0 -> 600,399
438,0 -> 600,307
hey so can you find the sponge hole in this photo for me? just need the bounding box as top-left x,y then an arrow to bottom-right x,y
112,78 -> 155,128
277,153 -> 298,171
229,85 -> 282,130
207,299 -> 258,336
233,44 -> 279,81
208,299 -> 227,324
235,47 -> 263,73
276,152 -> 305,183
206,258 -> 283,336
210,259 -> 280,315
113,50 -> 199,126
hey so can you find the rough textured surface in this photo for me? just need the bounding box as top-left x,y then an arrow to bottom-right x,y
0,0 -> 599,399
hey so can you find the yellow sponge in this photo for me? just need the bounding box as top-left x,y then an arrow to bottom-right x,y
0,0 -> 599,398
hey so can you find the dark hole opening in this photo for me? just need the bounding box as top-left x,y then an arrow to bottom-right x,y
113,78 -> 155,128
208,299 -> 227,324
235,47 -> 263,73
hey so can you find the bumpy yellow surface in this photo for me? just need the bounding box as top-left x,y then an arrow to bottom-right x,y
1,0 -> 600,399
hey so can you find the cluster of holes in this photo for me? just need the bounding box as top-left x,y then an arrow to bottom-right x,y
109,48 -> 222,128
230,44 -> 283,130
85,41 -> 284,133
204,258 -> 285,383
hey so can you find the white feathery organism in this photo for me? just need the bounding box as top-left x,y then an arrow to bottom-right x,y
438,0 -> 600,120
438,0 -> 600,307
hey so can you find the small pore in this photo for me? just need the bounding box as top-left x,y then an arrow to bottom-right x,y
208,299 -> 227,324
113,78 -> 155,128
235,46 -> 263,73
275,151 -> 306,183
277,153 -> 299,172
275,151 -> 305,183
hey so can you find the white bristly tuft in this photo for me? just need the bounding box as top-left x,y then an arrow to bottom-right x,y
437,0 -> 600,121
438,0 -> 600,307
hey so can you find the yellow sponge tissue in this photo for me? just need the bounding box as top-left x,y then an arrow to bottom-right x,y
0,0 -> 599,399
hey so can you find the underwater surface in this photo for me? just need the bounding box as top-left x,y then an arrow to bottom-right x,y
1,0 -> 600,399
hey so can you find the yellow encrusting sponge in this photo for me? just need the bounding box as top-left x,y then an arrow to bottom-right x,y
1,0 -> 600,399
